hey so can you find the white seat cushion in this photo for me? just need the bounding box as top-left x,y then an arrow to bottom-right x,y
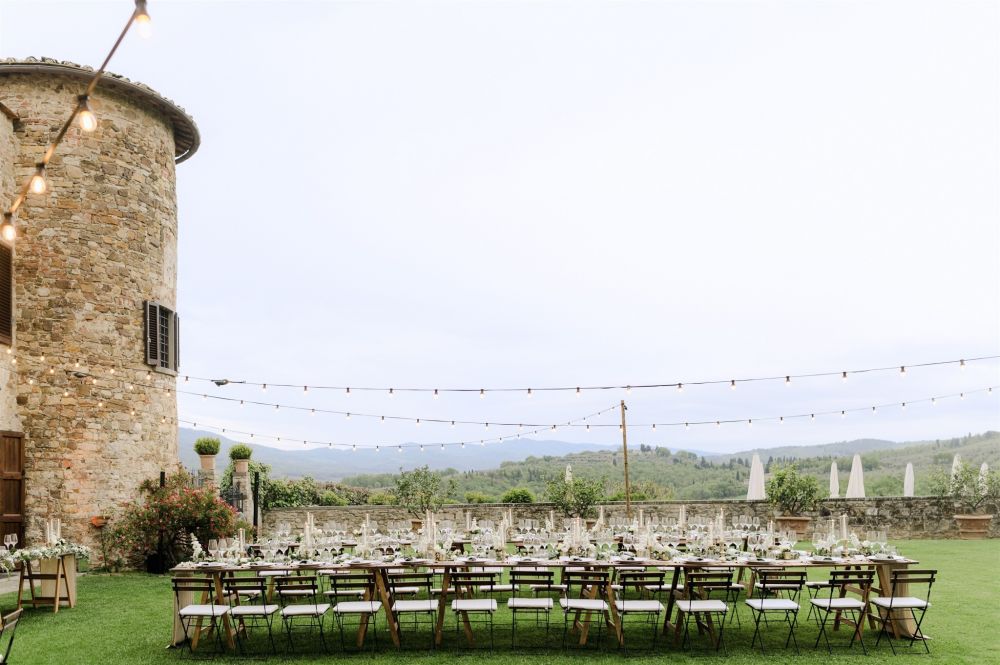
335,601 -> 382,614
616,600 -> 664,613
237,589 -> 263,598
806,580 -> 832,588
479,584 -> 515,593
560,598 -> 609,612
530,583 -> 567,591
231,604 -> 280,616
277,589 -> 314,597
508,598 -> 553,610
644,584 -> 677,592
810,598 -> 865,610
257,571 -> 289,577
324,589 -> 366,598
391,586 -> 420,595
392,599 -> 438,613
281,603 -> 330,617
746,598 -> 799,611
675,599 -> 728,613
179,604 -> 229,617
871,597 -> 929,610
755,583 -> 800,591
452,599 -> 497,612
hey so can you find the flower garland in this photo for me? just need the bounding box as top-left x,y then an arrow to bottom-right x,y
0,539 -> 92,573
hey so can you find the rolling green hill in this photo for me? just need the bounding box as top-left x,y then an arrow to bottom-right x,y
340,431 -> 1000,501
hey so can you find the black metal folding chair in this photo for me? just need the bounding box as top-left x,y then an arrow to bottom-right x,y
450,570 -> 498,650
810,568 -> 875,654
329,571 -> 382,652
674,571 -> 732,654
388,572 -> 437,649
508,569 -> 555,648
745,569 -> 806,654
560,569 -> 611,650
223,575 -> 279,655
872,569 -> 936,654
275,575 -> 330,653
0,608 -> 23,664
171,577 -> 230,656
614,571 -> 665,653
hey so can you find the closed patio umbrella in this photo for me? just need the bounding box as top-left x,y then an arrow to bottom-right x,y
747,453 -> 766,500
903,463 -> 915,497
829,462 -> 840,498
845,454 -> 865,498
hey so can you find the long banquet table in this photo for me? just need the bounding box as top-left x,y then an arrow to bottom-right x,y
169,554 -> 920,650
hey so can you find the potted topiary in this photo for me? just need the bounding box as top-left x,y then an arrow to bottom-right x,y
766,464 -> 821,537
931,462 -> 999,539
194,437 -> 221,471
229,444 -> 253,474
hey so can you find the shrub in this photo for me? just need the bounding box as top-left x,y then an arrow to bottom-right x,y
766,464 -> 821,515
111,471 -> 243,569
367,491 -> 395,505
319,490 -> 348,506
394,466 -> 456,517
545,476 -> 604,517
929,462 -> 1000,513
500,488 -> 535,504
229,444 -> 253,460
464,491 -> 492,504
194,437 -> 220,455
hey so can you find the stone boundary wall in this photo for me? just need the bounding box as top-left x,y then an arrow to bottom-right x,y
263,496 -> 1000,540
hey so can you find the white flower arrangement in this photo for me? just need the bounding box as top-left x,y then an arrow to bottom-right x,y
0,539 -> 92,573
190,534 -> 205,561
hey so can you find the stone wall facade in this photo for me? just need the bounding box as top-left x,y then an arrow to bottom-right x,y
264,497 -> 1000,540
0,60 -> 198,553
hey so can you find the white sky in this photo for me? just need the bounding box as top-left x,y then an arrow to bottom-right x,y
1,0 -> 998,456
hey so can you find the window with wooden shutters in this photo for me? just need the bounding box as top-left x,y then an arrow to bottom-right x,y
143,301 -> 179,373
0,244 -> 11,347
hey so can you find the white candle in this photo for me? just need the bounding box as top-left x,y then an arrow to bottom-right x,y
840,514 -> 848,541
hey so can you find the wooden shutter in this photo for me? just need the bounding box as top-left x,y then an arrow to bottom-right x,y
172,313 -> 180,371
0,433 -> 24,547
143,301 -> 159,366
0,244 -> 12,346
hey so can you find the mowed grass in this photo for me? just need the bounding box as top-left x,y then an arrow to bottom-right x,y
2,539 -> 998,665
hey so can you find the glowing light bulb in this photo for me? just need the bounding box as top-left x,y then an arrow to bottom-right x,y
0,214 -> 15,243
576,387 -> 581,396
747,419 -> 753,427
479,388 -> 485,399
303,385 -> 308,393
29,165 -> 47,195
931,398 -> 937,406
785,376 -> 791,385
715,421 -> 721,427
625,386 -> 632,394
346,387 -> 351,395
450,420 -> 455,427
900,366 -> 906,375
730,379 -> 736,390
433,389 -> 439,399
901,402 -> 907,410
134,0 -> 152,38
353,444 -> 357,452
416,419 -> 421,427
872,406 -> 876,414
810,413 -> 815,420
262,383 -> 267,392
685,422 -> 690,430
960,359 -> 966,369
780,416 -> 784,424
527,388 -> 532,398
677,383 -> 683,392
652,423 -> 656,430
77,96 -> 97,132
841,371 -> 848,382
841,410 -> 846,418
346,412 -> 351,419
389,388 -> 394,397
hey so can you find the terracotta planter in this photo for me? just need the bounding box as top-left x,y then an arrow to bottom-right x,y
954,514 -> 993,540
199,454 -> 216,471
775,515 -> 812,538
234,459 -> 250,474
89,515 -> 109,529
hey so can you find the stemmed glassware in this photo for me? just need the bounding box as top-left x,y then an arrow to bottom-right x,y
3,533 -> 17,551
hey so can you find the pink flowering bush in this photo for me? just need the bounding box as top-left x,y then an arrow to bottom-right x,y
110,472 -> 243,571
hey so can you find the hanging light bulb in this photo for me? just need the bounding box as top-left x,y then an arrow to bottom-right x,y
677,383 -> 683,392
900,366 -> 906,376
779,416 -> 784,424
527,388 -> 532,398
389,388 -> 394,397
133,0 -> 152,38
262,383 -> 267,392
310,408 -> 315,416
420,445 -> 425,453
76,95 -> 97,132
586,424 -> 590,431
625,386 -> 632,394
303,385 -> 308,393
785,376 -> 791,386
433,388 -> 439,399
842,371 -> 848,382
931,397 -> 937,406
901,402 -> 907,410
416,418 -> 421,427
730,379 -> 736,390
29,164 -> 47,195
346,412 -> 351,419
960,359 -> 966,369
872,406 -> 876,414
450,420 -> 455,427
747,419 -> 753,427
440,443 -> 445,450
461,442 -> 465,448
652,423 -> 656,430
685,422 -> 690,430
960,392 -> 965,399
715,421 -> 721,427
352,444 -> 357,452
0,213 -> 15,243
346,387 -> 351,396
810,413 -> 815,420
841,410 -> 846,418
576,387 -> 581,396
479,388 -> 485,399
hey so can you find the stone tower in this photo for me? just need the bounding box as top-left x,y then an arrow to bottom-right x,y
0,58 -> 199,552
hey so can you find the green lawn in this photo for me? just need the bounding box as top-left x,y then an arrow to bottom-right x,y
3,540 -> 998,664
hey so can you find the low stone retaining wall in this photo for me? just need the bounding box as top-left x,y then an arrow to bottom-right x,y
263,496 -> 998,539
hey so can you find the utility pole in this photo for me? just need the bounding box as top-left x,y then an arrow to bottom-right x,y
620,400 -> 632,520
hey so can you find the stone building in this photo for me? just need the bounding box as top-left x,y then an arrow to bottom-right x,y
0,58 -> 198,552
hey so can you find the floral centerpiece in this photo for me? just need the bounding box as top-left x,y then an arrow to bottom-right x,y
0,539 -> 92,573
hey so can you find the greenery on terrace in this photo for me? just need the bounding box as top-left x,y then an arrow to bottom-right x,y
3,539 -> 998,664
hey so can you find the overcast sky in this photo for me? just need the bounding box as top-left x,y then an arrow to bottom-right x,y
2,0 -> 998,456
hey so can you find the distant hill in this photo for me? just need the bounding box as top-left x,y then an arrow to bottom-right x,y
707,438 -> 907,463
179,428 -> 620,479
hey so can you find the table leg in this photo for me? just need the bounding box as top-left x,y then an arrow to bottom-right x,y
373,569 -> 401,647
605,579 -> 623,645
213,573 -> 236,650
662,566 -> 682,635
434,569 -> 452,646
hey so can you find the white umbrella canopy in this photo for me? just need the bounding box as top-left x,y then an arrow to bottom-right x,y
747,454 -> 766,500
829,462 -> 840,498
845,454 -> 865,498
951,454 -> 962,478
903,463 -> 915,497
980,463 -> 990,491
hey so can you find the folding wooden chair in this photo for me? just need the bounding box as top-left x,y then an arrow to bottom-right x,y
560,570 -> 611,650
614,571 -> 665,652
674,571 -> 731,654
275,576 -> 330,653
508,569 -> 555,648
388,572 -> 437,649
0,608 -> 23,664
450,571 -> 498,649
330,572 -> 382,651
872,569 -> 936,654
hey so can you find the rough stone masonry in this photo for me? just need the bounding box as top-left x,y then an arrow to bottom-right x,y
0,58 -> 199,555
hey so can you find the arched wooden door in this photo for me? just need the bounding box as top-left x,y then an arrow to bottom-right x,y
0,432 -> 24,545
